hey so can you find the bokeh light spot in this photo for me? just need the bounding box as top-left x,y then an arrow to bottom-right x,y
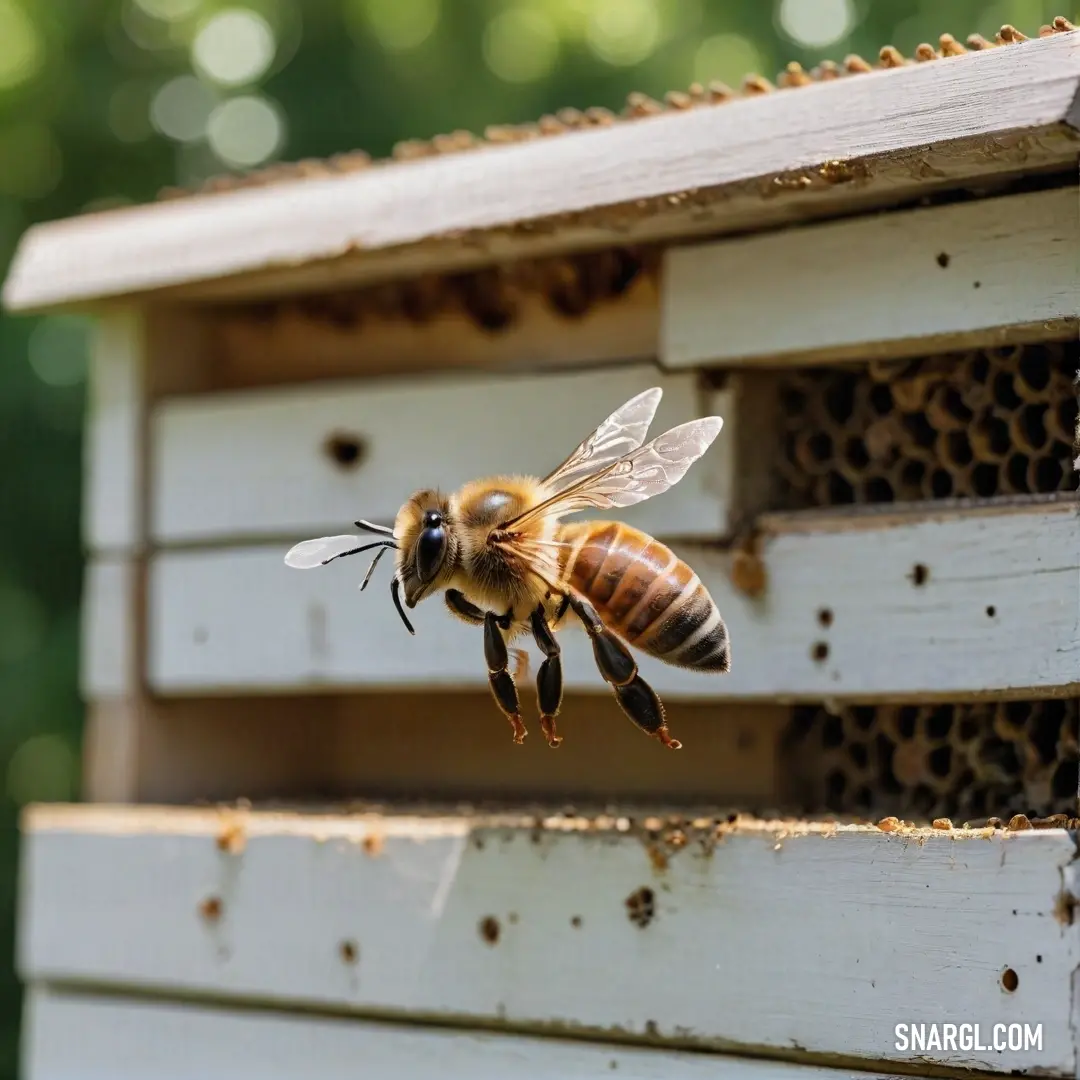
586,0 -> 660,66
193,9 -> 277,87
0,582 -> 47,664
207,94 -> 284,166
0,0 -> 44,90
150,75 -> 217,143
692,32 -> 763,88
358,0 -> 440,52
0,124 -> 61,199
135,0 -> 201,19
777,0 -> 854,48
28,316 -> 90,388
7,734 -> 77,805
483,9 -> 559,83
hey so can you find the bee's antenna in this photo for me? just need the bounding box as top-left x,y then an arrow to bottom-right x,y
355,519 -> 396,538
390,577 -> 416,635
322,539 -> 396,565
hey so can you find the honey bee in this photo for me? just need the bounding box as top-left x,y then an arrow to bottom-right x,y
285,388 -> 729,750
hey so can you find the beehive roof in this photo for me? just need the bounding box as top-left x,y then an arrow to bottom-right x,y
159,18 -> 1076,202
3,18 -> 1078,312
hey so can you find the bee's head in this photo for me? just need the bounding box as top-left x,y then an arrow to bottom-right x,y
393,490 -> 457,608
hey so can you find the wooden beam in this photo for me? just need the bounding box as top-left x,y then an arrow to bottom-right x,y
4,34 -> 1080,310
143,500 -> 1080,701
662,186 -> 1080,369
83,311 -> 145,554
24,987 -> 919,1080
148,363 -> 729,545
19,805 -> 1079,1074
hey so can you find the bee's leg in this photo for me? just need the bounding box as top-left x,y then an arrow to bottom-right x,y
484,611 -> 527,745
529,606 -> 563,748
445,588 -> 486,626
567,595 -> 682,750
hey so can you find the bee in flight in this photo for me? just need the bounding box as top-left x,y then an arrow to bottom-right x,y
285,387 -> 729,751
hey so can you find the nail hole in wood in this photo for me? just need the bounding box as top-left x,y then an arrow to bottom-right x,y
1001,967 -> 1018,992
324,432 -> 367,470
936,252 -> 950,268
479,915 -> 500,944
986,605 -> 996,617
911,564 -> 929,586
817,608 -> 833,628
811,641 -> 829,662
339,939 -> 359,964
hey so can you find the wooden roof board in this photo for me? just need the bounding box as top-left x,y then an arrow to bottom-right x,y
3,26 -> 1080,312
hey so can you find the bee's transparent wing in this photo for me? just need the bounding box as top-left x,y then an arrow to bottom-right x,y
284,534 -> 365,568
538,387 -> 663,497
498,416 -> 724,531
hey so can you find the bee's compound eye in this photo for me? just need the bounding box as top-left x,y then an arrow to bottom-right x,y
416,526 -> 446,583
423,509 -> 443,529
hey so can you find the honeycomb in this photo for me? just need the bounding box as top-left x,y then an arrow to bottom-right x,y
781,698 -> 1079,823
242,246 -> 656,332
774,341 -> 1079,507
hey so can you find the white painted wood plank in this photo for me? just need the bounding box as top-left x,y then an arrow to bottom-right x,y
662,187 -> 1080,368
146,502 -> 1080,699
23,988 -> 919,1080
4,34 -> 1080,311
84,310 -> 144,553
150,364 -> 729,544
18,806 -> 1080,1074
79,558 -> 135,699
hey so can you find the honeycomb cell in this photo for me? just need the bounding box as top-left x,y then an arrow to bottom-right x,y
782,699 -> 1079,823
773,342 -> 1077,509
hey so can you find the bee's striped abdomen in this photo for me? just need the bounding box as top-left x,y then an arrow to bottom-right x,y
559,522 -> 729,673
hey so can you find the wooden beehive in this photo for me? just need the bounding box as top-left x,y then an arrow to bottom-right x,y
4,20 -> 1080,1080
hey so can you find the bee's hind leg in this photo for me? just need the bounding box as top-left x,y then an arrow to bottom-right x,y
567,594 -> 682,750
484,611 -> 527,745
529,606 -> 564,748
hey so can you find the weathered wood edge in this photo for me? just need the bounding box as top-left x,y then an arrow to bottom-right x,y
3,33 -> 1080,312
17,804 -> 1080,1075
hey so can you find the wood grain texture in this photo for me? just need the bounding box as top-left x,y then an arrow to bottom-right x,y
84,310 -> 144,553
662,186 -> 1080,368
4,33 -> 1080,310
213,271 -> 659,391
145,501 -> 1080,700
18,805 -> 1080,1074
23,988 -> 921,1080
149,363 -> 729,544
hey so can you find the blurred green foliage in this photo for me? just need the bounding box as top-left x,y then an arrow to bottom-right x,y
0,0 -> 1072,1073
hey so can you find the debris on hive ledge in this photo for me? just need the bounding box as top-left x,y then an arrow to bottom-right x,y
155,16 -> 1079,202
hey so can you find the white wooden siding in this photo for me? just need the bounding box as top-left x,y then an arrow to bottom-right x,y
149,364 -> 729,544
23,988 -> 921,1080
79,557 -> 136,699
662,187 -> 1080,368
84,310 -> 144,553
19,805 -> 1080,1075
5,33 -> 1080,310
143,502 -> 1080,699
